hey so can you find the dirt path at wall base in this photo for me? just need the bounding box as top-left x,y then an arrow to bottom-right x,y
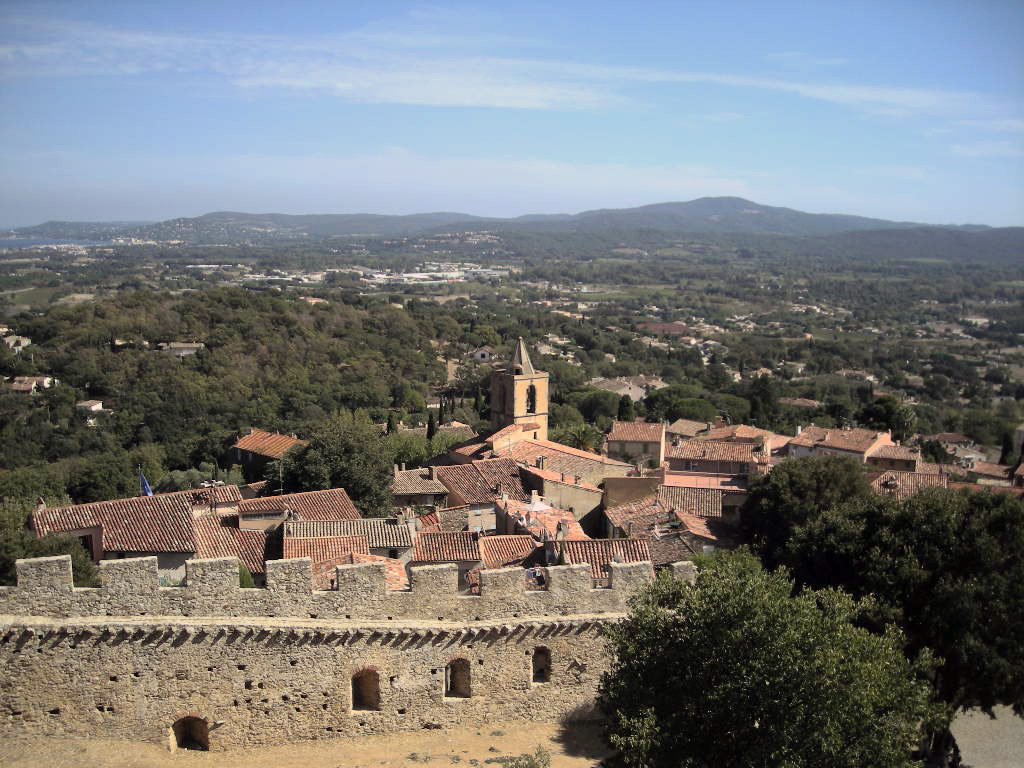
0,721 -> 611,768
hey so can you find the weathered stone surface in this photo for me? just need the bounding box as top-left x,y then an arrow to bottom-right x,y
0,554 -> 688,749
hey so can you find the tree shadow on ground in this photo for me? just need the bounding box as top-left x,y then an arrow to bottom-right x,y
554,704 -> 613,762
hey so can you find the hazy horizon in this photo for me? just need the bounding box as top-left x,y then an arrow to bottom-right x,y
1,1 -> 1022,228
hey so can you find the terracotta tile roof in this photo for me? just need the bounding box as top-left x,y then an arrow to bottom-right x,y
239,488 -> 360,521
499,439 -> 629,483
917,462 -> 943,475
607,420 -> 665,443
33,490 -> 199,553
1015,464 -> 1024,478
604,496 -> 663,532
499,499 -> 589,541
667,441 -> 757,463
283,534 -> 370,562
33,488 -> 266,571
473,458 -> 530,501
666,418 -> 710,437
790,426 -> 889,453
283,519 -> 413,549
416,510 -> 440,528
676,512 -> 732,546
392,467 -> 448,496
232,428 -> 308,460
478,535 -> 539,569
661,471 -> 748,491
969,461 -> 1013,480
562,539 -> 652,580
434,458 -> 529,505
412,531 -> 481,562
192,513 -> 268,574
870,471 -> 949,501
869,444 -> 921,461
656,486 -> 725,517
694,424 -> 776,443
448,434 -> 492,459
520,465 -> 601,491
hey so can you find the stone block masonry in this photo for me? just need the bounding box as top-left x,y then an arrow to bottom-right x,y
0,555 -> 697,749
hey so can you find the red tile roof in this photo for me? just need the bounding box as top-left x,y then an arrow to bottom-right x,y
869,471 -> 948,501
412,531 -> 481,562
33,490 -> 200,553
969,461 -> 1013,481
392,467 -> 448,496
478,535 -> 539,570
192,513 -> 268,574
520,465 -> 601,491
667,441 -> 757,463
694,424 -> 776,443
662,471 -> 748,491
283,534 -> 370,562
239,488 -> 360,521
434,458 -> 529,505
666,418 -> 710,437
607,420 -> 665,443
499,439 -> 629,483
790,426 -> 890,453
499,499 -> 590,542
656,486 -> 726,517
233,428 -> 308,460
562,539 -> 652,580
869,444 -> 921,461
283,519 -> 413,549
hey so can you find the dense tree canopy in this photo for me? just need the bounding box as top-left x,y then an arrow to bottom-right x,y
600,551 -> 941,768
743,458 -> 1024,763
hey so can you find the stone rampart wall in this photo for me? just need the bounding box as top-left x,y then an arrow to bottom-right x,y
0,555 -> 665,622
0,614 -> 609,748
0,556 -> 697,749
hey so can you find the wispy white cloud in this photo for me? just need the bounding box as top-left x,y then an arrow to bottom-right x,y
957,118 -> 1024,133
950,141 -> 1024,159
0,15 -> 1005,119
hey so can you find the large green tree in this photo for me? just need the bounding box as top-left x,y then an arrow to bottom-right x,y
600,551 -> 941,768
270,413 -> 393,517
744,460 -> 1024,764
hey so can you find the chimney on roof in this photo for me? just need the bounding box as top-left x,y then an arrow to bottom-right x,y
536,455 -> 546,470
428,466 -> 437,481
531,489 -> 540,504
401,463 -> 406,472
796,425 -> 802,435
393,464 -> 400,478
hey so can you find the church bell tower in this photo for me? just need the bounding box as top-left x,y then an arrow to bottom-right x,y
490,338 -> 548,441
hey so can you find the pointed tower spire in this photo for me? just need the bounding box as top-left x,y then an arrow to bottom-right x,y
510,337 -> 535,375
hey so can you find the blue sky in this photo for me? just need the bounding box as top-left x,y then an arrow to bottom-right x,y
1,1 -> 1022,227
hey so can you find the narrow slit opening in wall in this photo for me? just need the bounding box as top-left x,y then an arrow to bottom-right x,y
444,659 -> 471,698
532,646 -> 552,683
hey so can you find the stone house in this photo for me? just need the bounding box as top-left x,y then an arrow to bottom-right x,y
787,426 -> 895,462
605,420 -> 666,466
665,440 -> 760,475
391,465 -> 449,509
284,518 -> 415,563
232,428 -> 308,480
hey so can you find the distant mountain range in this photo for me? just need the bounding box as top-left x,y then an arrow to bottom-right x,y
3,197 -> 1005,244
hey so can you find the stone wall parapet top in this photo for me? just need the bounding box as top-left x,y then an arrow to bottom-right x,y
0,554 -> 663,622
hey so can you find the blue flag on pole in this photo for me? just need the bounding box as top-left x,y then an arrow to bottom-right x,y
140,471 -> 153,497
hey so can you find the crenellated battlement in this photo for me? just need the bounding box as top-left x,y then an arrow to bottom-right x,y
0,555 -> 696,623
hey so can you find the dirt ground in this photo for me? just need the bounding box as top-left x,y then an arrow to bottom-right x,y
3,709 -> 1020,767
0,721 -> 611,768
